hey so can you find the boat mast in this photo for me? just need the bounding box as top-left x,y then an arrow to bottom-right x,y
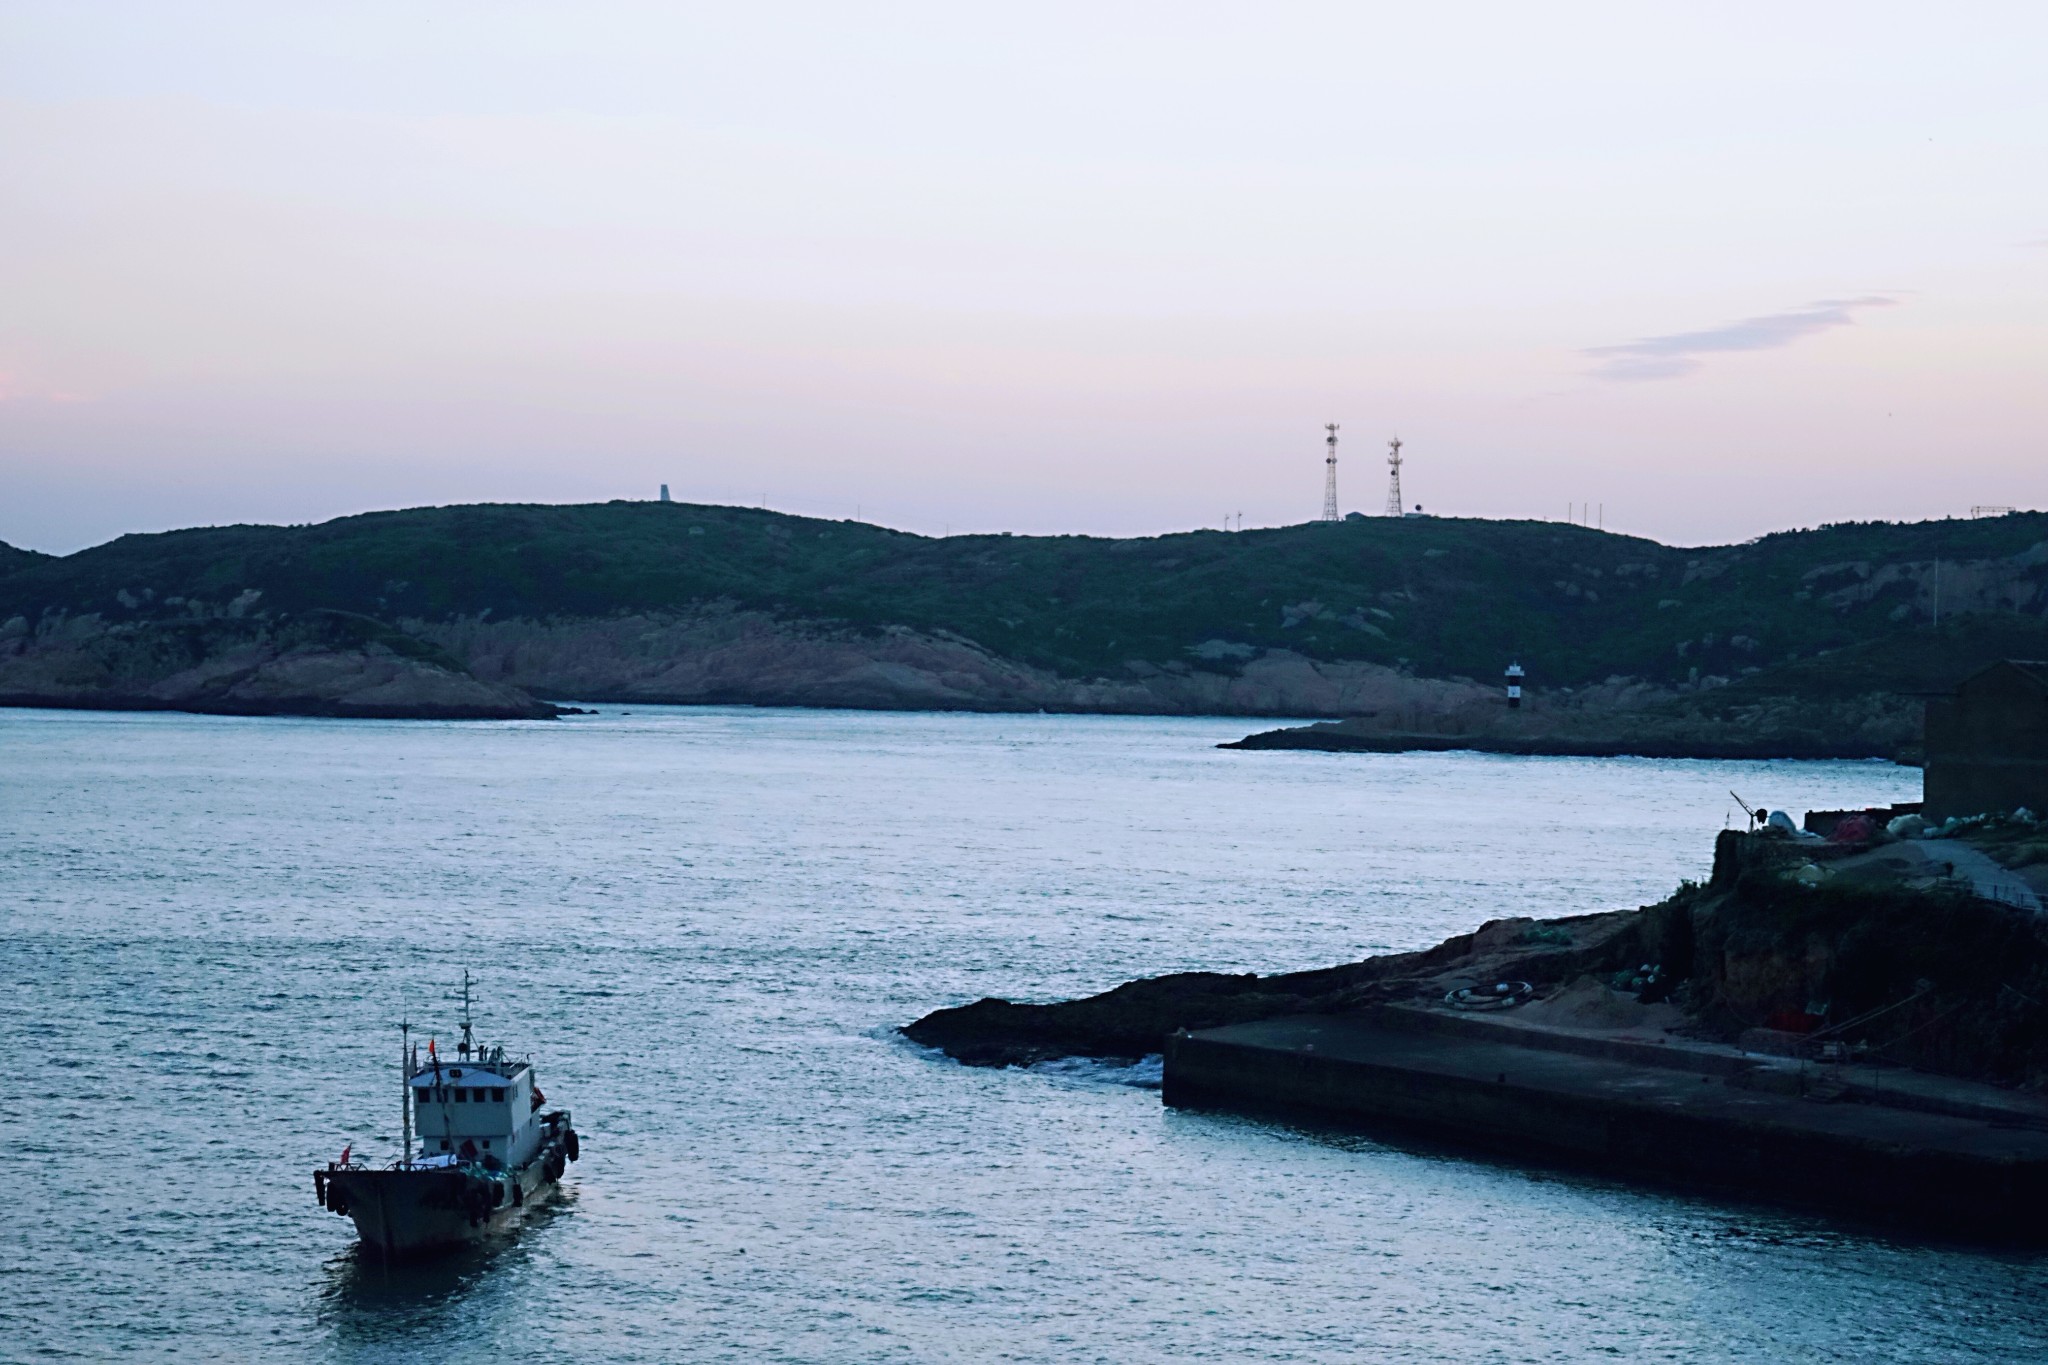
400,1018 -> 413,1168
458,970 -> 476,1061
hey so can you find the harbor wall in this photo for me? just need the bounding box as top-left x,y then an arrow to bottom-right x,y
1162,1025 -> 2048,1235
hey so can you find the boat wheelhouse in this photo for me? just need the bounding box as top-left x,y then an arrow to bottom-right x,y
411,1044 -> 546,1168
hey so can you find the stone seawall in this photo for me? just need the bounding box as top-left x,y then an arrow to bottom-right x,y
1163,1011 -> 2048,1237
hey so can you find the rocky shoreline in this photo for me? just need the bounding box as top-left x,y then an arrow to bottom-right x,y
905,825 -> 2048,1088
901,911 -> 1644,1067
1221,722 -> 1901,762
0,611 -> 559,721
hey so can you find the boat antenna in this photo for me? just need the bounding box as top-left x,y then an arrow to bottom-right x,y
458,970 -> 476,1061
399,1013 -> 413,1169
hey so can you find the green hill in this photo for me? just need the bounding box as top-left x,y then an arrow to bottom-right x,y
4,503 -> 2045,696
0,540 -> 52,575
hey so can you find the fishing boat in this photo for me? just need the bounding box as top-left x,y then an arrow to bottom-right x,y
313,974 -> 582,1257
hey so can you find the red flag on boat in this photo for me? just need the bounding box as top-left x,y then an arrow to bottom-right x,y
428,1038 -> 437,1059
339,1143 -> 351,1166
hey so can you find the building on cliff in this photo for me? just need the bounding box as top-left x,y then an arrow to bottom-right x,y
1924,659 -> 2048,820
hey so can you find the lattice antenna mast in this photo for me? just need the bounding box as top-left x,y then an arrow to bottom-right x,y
1321,424 -> 1340,522
1384,436 -> 1405,517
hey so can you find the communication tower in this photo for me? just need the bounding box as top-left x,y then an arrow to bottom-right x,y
1322,424 -> 1340,522
1384,437 -> 1405,517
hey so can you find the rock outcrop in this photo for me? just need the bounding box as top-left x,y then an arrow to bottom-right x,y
1223,689 -> 1923,762
902,911 -> 1645,1066
0,610 -> 557,720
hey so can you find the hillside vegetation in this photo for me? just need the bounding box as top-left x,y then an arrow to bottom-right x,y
5,503 -> 2046,702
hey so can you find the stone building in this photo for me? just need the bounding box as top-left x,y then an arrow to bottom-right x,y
1923,660 -> 2048,820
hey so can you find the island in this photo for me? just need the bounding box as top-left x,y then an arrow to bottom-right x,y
4,501 -> 2046,727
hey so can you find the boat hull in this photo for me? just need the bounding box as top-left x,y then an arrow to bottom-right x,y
324,1164 -> 551,1257
316,1117 -> 579,1258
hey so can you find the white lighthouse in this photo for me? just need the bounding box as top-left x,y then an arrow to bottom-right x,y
1505,661 -> 1525,709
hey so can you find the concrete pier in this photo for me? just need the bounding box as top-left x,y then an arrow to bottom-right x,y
1163,1007 -> 2048,1237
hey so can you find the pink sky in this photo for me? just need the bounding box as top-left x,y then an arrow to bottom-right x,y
3,2 -> 2045,553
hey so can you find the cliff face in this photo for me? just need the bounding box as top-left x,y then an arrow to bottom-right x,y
1668,830 -> 2048,1084
0,610 -> 557,720
416,607 -> 1505,716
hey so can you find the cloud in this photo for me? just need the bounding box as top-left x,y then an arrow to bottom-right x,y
1585,296 -> 1896,381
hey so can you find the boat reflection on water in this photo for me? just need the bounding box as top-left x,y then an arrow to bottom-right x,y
314,1190 -> 578,1345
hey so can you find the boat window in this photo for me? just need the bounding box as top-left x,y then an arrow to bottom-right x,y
456,1088 -> 469,1102
491,1088 -> 505,1102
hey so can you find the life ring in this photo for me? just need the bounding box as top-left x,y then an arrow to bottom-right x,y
1445,980 -> 1534,1011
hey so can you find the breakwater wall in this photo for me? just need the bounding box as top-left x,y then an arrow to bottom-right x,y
1163,1011 -> 2048,1237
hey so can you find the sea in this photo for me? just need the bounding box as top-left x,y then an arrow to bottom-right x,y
4,705 -> 2044,1363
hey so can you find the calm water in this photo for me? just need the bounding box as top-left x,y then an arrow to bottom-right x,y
3,705 -> 2042,1363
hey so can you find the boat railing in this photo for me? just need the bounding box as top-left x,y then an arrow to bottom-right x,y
408,1053 -> 532,1083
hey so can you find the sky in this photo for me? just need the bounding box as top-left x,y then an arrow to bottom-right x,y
2,3 -> 2045,554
